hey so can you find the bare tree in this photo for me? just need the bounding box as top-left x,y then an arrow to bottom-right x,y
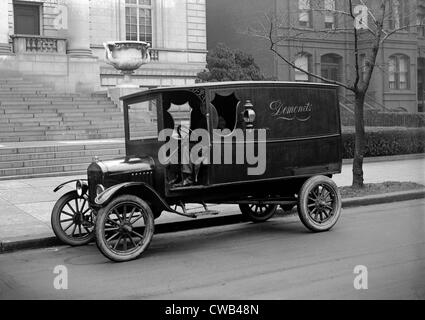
249,0 -> 423,188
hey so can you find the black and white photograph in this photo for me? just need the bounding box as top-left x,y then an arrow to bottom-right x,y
0,0 -> 424,306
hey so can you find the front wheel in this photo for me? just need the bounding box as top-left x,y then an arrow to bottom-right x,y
51,191 -> 95,246
95,195 -> 154,262
297,175 -> 342,232
239,203 -> 278,223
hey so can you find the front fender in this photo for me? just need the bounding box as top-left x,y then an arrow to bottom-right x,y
94,182 -> 173,213
53,179 -> 87,193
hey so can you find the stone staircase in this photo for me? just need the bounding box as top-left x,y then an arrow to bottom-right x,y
0,141 -> 126,180
0,77 -> 157,179
0,78 -> 156,142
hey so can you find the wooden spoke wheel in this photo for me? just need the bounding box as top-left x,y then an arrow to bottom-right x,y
297,176 -> 342,232
95,195 -> 154,262
51,191 -> 95,246
239,203 -> 278,223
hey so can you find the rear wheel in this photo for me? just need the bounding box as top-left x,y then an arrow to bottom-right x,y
95,195 -> 154,262
297,176 -> 342,232
51,191 -> 95,246
239,203 -> 278,223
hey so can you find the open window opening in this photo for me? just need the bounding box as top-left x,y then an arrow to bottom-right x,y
163,91 -> 207,139
210,92 -> 240,134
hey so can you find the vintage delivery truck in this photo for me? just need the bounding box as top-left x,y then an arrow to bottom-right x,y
51,81 -> 343,262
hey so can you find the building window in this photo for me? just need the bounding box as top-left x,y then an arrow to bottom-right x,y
321,53 -> 342,83
13,3 -> 41,35
299,0 -> 312,28
324,0 -> 336,29
125,0 -> 152,44
294,53 -> 311,81
389,0 -> 410,30
389,54 -> 410,90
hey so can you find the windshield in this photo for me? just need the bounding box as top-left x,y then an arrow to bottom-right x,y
127,97 -> 158,141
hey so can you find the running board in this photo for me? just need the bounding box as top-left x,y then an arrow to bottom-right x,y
221,200 -> 297,206
172,202 -> 219,218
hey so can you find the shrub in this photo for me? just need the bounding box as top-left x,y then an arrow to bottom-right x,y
196,43 -> 265,83
342,127 -> 425,158
341,110 -> 425,128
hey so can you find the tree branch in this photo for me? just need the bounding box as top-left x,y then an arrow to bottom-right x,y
382,23 -> 425,43
268,38 -> 353,91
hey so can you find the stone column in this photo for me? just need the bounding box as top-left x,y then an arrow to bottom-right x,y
0,0 -> 11,55
66,0 -> 92,56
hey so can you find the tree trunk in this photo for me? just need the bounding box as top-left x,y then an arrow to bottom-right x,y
352,91 -> 366,188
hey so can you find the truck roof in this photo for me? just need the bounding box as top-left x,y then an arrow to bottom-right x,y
120,81 -> 339,101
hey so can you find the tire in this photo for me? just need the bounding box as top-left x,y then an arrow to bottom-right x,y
51,191 -> 95,246
95,195 -> 154,262
297,175 -> 342,232
239,203 -> 278,223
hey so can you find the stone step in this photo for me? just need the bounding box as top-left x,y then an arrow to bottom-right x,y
61,115 -> 120,122
1,106 -> 119,114
25,103 -> 115,109
0,154 -> 116,169
0,122 -> 153,131
0,170 -> 87,181
44,129 -> 115,136
58,110 -> 122,117
0,93 -> 94,98
0,163 -> 89,177
1,111 -> 122,119
0,148 -> 124,162
0,136 -> 44,142
0,133 -> 125,142
0,88 -> 53,93
0,83 -> 45,89
0,78 -> 25,83
8,116 -> 62,123
1,130 -> 46,137
2,113 -> 36,119
0,102 -> 116,108
0,120 -> 128,128
0,142 -> 125,155
0,98 -> 112,104
0,125 -> 48,132
50,123 -> 122,130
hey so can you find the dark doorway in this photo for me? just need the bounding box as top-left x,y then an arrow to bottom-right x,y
14,3 -> 41,35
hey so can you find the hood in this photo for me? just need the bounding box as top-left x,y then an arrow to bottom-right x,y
91,156 -> 155,176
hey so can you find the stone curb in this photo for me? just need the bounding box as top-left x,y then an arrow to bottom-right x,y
342,153 -> 424,165
1,189 -> 424,254
341,189 -> 425,208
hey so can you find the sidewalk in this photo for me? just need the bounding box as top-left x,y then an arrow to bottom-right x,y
0,154 -> 424,250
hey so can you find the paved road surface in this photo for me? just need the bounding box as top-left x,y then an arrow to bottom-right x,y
0,199 -> 424,300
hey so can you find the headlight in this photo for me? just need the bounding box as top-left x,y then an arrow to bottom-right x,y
96,184 -> 105,196
76,180 -> 88,197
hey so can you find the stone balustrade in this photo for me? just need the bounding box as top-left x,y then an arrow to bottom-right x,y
150,49 -> 159,61
11,35 -> 67,54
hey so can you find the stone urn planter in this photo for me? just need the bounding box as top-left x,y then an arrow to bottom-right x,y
104,41 -> 150,88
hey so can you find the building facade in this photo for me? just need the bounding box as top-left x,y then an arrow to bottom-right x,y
207,0 -> 425,113
0,0 -> 207,93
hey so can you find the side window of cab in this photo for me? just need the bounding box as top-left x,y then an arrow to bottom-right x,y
210,91 -> 240,135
